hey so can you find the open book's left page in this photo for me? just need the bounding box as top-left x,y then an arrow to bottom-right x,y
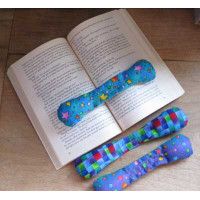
7,38 -> 121,169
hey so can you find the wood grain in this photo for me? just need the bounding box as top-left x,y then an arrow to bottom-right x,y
0,8 -> 200,190
0,9 -> 14,102
128,9 -> 200,61
9,9 -> 113,54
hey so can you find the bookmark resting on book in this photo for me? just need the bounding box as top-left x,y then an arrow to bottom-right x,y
57,59 -> 156,127
74,107 -> 188,179
93,134 -> 193,191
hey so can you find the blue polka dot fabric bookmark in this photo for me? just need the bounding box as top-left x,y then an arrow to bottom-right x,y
93,134 -> 193,191
57,59 -> 156,127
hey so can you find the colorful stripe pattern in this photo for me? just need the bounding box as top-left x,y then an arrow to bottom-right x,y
93,134 -> 193,191
74,107 -> 188,179
57,60 -> 156,127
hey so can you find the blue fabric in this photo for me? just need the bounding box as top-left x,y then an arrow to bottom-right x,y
57,59 -> 156,127
93,134 -> 193,191
74,107 -> 188,179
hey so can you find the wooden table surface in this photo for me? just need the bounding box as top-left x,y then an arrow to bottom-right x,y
0,9 -> 200,191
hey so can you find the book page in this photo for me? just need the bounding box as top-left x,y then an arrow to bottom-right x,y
67,9 -> 184,131
7,38 -> 121,169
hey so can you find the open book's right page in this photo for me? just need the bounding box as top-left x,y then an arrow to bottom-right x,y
67,9 -> 184,131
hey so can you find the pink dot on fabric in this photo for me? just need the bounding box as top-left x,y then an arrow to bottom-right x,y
156,149 -> 161,154
118,176 -> 123,180
62,112 -> 69,120
135,65 -> 142,71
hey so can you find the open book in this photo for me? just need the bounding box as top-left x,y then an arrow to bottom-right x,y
7,9 -> 184,169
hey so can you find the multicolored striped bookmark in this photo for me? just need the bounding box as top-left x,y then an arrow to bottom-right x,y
74,107 -> 188,179
57,60 -> 156,127
93,134 -> 193,191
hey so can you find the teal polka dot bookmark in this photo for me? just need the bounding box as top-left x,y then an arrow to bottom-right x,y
57,59 -> 156,127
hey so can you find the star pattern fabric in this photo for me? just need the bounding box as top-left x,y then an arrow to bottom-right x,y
57,60 -> 156,127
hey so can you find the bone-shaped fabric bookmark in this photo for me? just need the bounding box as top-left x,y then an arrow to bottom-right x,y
57,59 -> 156,127
93,134 -> 193,191
74,107 -> 188,179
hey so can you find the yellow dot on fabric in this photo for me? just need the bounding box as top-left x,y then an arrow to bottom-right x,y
127,79 -> 132,84
66,102 -> 71,106
100,94 -> 108,100
81,103 -> 84,107
159,157 -> 163,161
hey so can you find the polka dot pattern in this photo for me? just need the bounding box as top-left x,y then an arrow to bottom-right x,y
57,60 -> 156,127
93,134 -> 193,191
